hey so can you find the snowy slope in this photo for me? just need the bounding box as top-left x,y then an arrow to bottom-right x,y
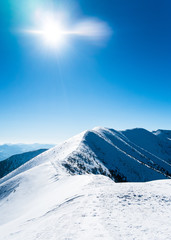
0,149 -> 48,179
124,128 -> 171,165
1,127 -> 170,184
153,129 -> 171,140
0,171 -> 170,240
0,143 -> 54,161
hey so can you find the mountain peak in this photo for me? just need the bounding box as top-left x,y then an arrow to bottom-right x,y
1,127 -> 170,185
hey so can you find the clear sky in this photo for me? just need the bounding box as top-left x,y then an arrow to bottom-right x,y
0,0 -> 171,144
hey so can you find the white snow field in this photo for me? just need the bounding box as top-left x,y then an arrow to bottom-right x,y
0,127 -> 171,239
0,172 -> 171,240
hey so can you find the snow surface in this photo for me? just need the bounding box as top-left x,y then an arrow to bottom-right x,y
0,168 -> 171,240
0,127 -> 171,239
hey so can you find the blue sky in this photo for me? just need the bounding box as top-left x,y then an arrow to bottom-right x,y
0,0 -> 171,144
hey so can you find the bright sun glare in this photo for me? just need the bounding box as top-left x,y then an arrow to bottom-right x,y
42,20 -> 65,46
23,10 -> 111,49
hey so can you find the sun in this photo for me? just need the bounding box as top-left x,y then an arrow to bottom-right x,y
41,19 -> 66,46
22,10 -> 111,50
24,14 -> 68,48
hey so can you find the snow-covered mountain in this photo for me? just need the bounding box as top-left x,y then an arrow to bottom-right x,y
0,149 -> 48,179
0,127 -> 171,239
153,129 -> 171,141
0,143 -> 55,161
1,127 -> 170,183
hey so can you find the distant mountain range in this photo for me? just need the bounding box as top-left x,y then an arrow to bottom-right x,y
0,149 -> 48,179
0,143 -> 55,161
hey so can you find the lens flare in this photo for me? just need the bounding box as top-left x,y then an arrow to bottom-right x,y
73,19 -> 111,41
22,10 -> 112,49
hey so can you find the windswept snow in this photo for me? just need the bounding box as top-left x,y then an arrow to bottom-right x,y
0,170 -> 170,240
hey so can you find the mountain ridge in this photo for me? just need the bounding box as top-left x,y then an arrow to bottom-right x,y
1,127 -> 170,184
